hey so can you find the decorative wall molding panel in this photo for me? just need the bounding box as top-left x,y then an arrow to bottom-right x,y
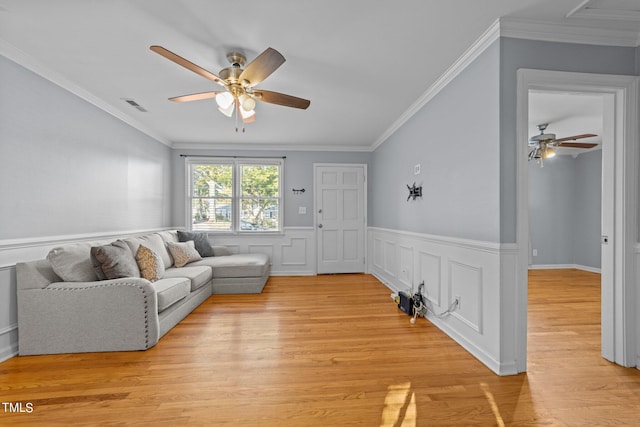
203,227 -> 316,276
368,227 -> 519,375
0,266 -> 18,362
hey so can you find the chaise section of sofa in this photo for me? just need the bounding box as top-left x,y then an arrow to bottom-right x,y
15,230 -> 271,356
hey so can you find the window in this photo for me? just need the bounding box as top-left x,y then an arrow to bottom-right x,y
187,158 -> 282,233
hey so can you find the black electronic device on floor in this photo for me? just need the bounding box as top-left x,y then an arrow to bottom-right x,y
398,291 -> 413,315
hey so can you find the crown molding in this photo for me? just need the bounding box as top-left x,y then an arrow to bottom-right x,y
171,141 -> 372,152
371,19 -> 502,151
371,17 -> 640,151
499,17 -> 640,47
0,38 -> 173,148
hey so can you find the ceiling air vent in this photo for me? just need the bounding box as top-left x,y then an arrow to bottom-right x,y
122,98 -> 147,112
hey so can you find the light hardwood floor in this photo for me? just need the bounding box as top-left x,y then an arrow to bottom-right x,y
1,270 -> 639,426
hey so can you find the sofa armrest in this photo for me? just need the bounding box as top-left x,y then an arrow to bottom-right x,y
17,278 -> 160,355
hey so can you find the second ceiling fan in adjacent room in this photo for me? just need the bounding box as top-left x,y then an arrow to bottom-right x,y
528,123 -> 598,167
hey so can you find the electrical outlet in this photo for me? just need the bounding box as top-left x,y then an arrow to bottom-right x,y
532,249 -> 538,256
455,295 -> 461,309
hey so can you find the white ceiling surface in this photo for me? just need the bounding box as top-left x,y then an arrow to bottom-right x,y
0,0 -> 638,151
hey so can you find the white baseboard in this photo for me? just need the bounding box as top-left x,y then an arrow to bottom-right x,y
529,263 -> 601,273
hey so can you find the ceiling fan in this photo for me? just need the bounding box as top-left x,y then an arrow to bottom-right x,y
528,123 -> 597,167
150,45 -> 310,131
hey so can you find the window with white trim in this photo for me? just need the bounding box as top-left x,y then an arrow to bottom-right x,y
187,158 -> 283,233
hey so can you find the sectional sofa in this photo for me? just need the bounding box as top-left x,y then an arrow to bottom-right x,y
15,230 -> 270,356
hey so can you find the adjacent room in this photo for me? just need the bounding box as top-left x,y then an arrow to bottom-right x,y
1,1 -> 640,425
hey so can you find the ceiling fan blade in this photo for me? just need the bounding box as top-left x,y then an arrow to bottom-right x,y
556,142 -> 599,149
169,91 -> 221,103
553,133 -> 597,143
254,90 -> 310,109
239,48 -> 285,87
150,45 -> 226,87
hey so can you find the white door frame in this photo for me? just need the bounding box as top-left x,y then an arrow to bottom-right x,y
515,69 -> 639,372
313,163 -> 367,274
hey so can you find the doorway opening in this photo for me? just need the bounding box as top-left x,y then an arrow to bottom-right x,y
515,69 -> 638,373
527,90 -> 605,368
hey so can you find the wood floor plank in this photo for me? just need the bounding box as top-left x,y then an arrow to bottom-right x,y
1,270 -> 640,425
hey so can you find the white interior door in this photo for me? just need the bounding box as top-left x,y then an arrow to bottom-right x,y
315,164 -> 366,274
600,93 -> 615,362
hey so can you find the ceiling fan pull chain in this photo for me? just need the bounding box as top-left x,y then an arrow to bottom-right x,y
235,101 -> 239,132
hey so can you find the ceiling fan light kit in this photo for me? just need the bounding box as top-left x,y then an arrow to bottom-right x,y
528,123 -> 597,168
150,45 -> 310,132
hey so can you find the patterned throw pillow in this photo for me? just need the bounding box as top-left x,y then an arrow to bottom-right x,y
166,240 -> 202,267
135,244 -> 165,282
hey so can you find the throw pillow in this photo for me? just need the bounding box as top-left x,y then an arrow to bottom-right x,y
135,245 -> 165,282
177,230 -> 215,257
166,240 -> 202,267
90,240 -> 140,280
47,242 -> 97,282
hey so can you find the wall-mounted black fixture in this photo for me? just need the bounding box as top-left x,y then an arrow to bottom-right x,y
407,183 -> 422,201
292,188 -> 306,195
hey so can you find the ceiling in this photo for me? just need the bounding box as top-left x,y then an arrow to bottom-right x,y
0,0 -> 638,151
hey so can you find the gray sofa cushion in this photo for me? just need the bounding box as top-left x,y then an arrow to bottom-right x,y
155,230 -> 179,245
91,240 -> 140,280
162,266 -> 212,292
177,230 -> 215,257
124,234 -> 173,269
47,242 -> 97,282
191,253 -> 270,278
153,277 -> 190,313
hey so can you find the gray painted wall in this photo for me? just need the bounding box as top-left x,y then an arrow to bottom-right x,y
529,150 -> 601,269
529,156 -> 576,265
370,41 -> 501,242
0,56 -> 173,240
499,38 -> 637,243
170,149 -> 371,229
0,54 -> 173,360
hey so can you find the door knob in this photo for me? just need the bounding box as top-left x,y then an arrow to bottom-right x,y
318,224 -> 323,228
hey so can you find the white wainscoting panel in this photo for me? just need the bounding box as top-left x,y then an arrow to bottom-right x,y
207,227 -> 315,276
0,266 -> 18,362
449,260 -> 483,334
418,251 -> 442,307
368,227 -> 517,375
398,245 -> 414,289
